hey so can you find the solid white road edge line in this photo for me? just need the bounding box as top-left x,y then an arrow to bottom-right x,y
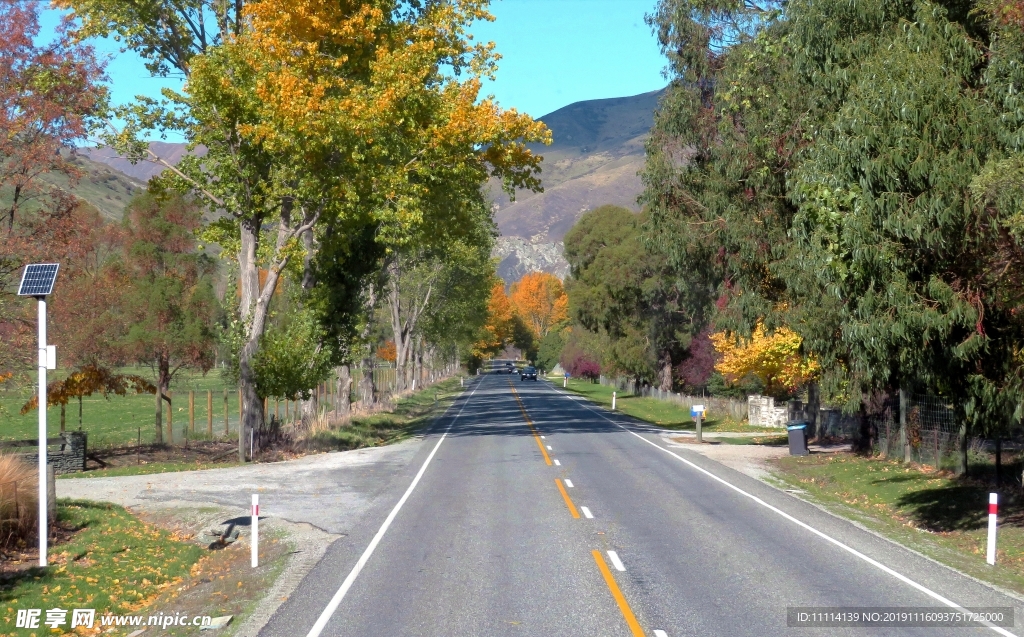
608,550 -> 626,571
554,383 -> 1019,637
581,506 -> 594,519
304,381 -> 482,637
564,479 -> 574,488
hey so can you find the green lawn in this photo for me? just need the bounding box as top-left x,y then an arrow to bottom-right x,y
770,453 -> 1024,595
558,378 -> 774,432
0,500 -> 205,636
0,367 -> 403,450
0,368 -> 243,449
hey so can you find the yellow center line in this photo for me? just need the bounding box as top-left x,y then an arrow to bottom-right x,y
592,550 -> 646,637
508,381 -> 552,465
555,479 -> 581,519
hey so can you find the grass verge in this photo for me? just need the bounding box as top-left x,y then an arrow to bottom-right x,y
558,378 -> 775,433
303,376 -> 464,451
0,500 -> 205,635
768,452 -> 1024,595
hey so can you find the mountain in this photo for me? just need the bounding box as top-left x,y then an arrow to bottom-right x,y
77,142 -> 191,185
490,88 -> 664,282
0,152 -> 144,222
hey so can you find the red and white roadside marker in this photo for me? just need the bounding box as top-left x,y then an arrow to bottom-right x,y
987,493 -> 998,566
252,494 -> 260,568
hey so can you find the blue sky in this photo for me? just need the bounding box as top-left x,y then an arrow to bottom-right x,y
41,0 -> 667,139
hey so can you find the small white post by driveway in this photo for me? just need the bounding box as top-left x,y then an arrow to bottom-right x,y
612,392 -> 617,410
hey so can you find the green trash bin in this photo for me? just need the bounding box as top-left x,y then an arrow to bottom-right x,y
787,423 -> 809,456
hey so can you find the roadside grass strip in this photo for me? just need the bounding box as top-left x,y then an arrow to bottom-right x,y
564,388 -> 1020,637
556,479 -> 581,519
508,381 -> 552,466
771,453 -> 1024,596
0,500 -> 204,633
592,550 -> 645,637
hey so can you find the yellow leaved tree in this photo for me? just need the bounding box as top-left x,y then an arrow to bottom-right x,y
710,323 -> 819,397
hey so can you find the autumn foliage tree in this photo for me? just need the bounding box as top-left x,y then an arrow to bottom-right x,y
117,193 -> 219,444
0,0 -> 105,232
0,0 -> 107,381
64,0 -> 549,457
710,323 -> 819,399
509,272 -> 568,340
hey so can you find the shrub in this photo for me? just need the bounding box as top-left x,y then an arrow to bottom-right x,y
0,454 -> 39,547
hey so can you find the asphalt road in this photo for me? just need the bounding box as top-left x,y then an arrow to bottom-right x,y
259,371 -> 1024,637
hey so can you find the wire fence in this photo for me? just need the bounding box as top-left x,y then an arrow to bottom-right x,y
872,394 -> 965,470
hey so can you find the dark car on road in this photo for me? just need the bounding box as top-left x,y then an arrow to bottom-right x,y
520,366 -> 537,381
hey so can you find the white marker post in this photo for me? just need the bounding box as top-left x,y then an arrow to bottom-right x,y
612,391 -> 617,410
987,493 -> 998,565
251,494 -> 259,568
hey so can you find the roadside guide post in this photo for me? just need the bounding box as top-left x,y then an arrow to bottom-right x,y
612,392 -> 617,410
987,493 -> 998,565
692,404 -> 705,443
252,494 -> 259,568
564,372 -> 569,388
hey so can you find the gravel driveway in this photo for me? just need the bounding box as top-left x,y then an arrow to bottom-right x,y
58,437 -> 426,535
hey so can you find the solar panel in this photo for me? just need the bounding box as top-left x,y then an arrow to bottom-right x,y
17,263 -> 59,296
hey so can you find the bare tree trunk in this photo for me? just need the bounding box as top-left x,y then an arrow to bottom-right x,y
659,354 -> 673,392
359,355 -> 375,406
336,365 -> 352,416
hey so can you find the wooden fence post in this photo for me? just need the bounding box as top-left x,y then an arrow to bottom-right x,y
207,390 -> 213,437
189,391 -> 195,434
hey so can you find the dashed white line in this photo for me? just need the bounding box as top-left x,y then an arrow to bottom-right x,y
554,459 -> 561,466
607,550 -> 625,571
546,445 -> 552,450
541,435 -> 546,439
581,506 -> 593,519
564,479 -> 574,488
654,631 -> 668,637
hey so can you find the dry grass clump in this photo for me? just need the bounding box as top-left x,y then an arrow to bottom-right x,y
0,454 -> 38,547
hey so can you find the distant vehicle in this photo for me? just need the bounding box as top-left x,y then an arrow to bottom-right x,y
520,366 -> 537,381
505,362 -> 516,374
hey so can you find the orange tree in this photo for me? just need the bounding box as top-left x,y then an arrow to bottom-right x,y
475,282 -> 515,356
509,272 -> 568,340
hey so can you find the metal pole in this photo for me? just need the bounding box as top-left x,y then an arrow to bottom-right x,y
37,297 -> 47,567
